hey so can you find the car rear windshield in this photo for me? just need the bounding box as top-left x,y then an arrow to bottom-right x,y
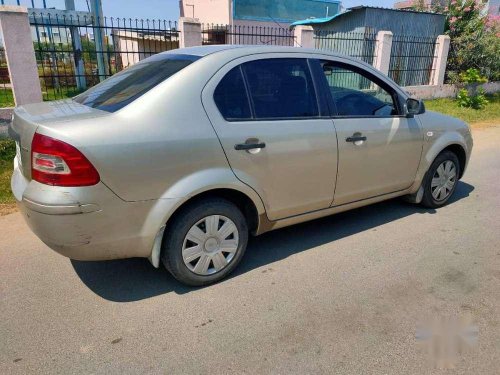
73,54 -> 200,112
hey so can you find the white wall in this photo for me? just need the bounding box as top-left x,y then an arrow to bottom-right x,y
404,82 -> 500,100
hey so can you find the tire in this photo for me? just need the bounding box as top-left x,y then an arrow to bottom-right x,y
161,198 -> 248,286
421,151 -> 460,208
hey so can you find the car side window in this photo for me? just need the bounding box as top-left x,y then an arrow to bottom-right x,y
320,61 -> 398,117
242,58 -> 319,119
214,66 -> 252,121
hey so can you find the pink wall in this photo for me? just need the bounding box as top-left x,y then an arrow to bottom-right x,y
179,0 -> 231,25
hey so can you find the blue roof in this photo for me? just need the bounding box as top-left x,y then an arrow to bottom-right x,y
291,10 -> 350,26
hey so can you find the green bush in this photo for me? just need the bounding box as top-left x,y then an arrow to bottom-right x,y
430,0 -> 500,83
456,88 -> 489,109
459,68 -> 488,84
0,138 -> 15,162
456,68 -> 489,110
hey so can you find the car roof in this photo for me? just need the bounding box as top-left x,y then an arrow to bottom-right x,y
160,45 -> 408,98
161,44 -> 347,59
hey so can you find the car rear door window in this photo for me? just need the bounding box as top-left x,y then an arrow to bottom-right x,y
320,61 -> 398,117
242,58 -> 319,119
74,54 -> 199,112
214,66 -> 252,121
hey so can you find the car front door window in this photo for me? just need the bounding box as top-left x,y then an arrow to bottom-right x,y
322,63 -> 398,117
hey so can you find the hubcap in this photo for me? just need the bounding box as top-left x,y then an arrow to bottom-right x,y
182,215 -> 239,276
431,160 -> 457,201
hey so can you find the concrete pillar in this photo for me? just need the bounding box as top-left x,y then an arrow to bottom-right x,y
0,5 -> 42,106
430,35 -> 450,86
293,25 -> 314,48
65,0 -> 86,90
179,17 -> 202,48
372,30 -> 393,76
90,0 -> 109,81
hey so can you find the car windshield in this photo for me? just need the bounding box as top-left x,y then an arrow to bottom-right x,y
73,54 -> 200,112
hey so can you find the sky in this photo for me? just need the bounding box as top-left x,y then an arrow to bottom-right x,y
5,0 -> 398,21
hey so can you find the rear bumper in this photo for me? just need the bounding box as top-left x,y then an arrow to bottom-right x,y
12,157 -> 179,261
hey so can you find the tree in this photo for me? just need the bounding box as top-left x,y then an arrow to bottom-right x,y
440,0 -> 500,82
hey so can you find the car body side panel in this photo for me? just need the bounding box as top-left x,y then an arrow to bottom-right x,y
332,116 -> 423,205
408,110 -> 472,193
201,53 -> 338,221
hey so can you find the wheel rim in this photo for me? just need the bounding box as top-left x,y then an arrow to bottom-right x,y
182,215 -> 239,276
431,160 -> 457,201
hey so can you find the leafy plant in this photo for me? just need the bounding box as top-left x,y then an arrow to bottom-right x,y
459,68 -> 487,84
0,138 -> 16,162
427,0 -> 500,83
456,88 -> 489,109
455,67 -> 489,109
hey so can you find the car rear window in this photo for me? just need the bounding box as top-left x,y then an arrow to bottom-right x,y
214,66 -> 252,121
73,54 -> 199,112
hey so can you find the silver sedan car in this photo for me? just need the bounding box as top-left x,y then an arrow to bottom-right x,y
10,45 -> 473,286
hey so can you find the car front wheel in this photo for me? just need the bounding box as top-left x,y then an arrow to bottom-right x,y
421,151 -> 460,208
161,198 -> 248,286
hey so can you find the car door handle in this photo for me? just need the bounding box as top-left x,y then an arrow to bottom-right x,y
345,135 -> 367,143
234,142 -> 266,150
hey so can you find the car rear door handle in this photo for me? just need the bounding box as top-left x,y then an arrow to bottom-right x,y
234,142 -> 266,150
346,135 -> 367,143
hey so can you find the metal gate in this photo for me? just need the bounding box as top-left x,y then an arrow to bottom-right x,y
29,11 -> 180,101
388,35 -> 438,86
202,24 -> 296,46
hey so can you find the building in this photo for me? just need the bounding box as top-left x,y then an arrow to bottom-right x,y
292,6 -> 446,86
292,6 -> 445,36
394,0 -> 446,11
395,0 -> 499,17
179,0 -> 341,27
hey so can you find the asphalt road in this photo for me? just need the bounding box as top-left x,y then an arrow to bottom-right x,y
1,127 -> 499,374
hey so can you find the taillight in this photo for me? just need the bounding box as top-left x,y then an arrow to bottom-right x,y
31,133 -> 100,186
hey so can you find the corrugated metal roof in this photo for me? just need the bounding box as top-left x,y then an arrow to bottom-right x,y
291,10 -> 350,26
348,5 -> 443,16
292,5 -> 443,27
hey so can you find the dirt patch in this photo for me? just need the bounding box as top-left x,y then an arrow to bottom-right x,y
470,120 -> 500,129
0,203 -> 17,216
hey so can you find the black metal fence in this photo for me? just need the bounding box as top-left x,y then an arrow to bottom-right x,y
0,16 -> 441,108
313,30 -> 378,65
202,24 -> 296,46
313,31 -> 438,86
29,12 -> 179,101
388,34 -> 438,86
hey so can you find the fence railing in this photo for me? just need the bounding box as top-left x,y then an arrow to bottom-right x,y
314,31 -> 437,86
388,34 -> 438,86
29,12 -> 179,101
0,11 -> 446,107
313,31 -> 378,65
202,24 -> 296,46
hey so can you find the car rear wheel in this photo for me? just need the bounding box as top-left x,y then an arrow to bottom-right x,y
421,151 -> 460,208
161,198 -> 248,286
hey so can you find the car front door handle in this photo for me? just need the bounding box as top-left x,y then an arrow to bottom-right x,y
346,135 -> 367,143
234,142 -> 266,151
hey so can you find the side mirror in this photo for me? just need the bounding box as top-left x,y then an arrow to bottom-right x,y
406,98 -> 425,117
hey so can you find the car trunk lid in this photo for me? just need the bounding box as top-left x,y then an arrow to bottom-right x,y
8,99 -> 109,180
